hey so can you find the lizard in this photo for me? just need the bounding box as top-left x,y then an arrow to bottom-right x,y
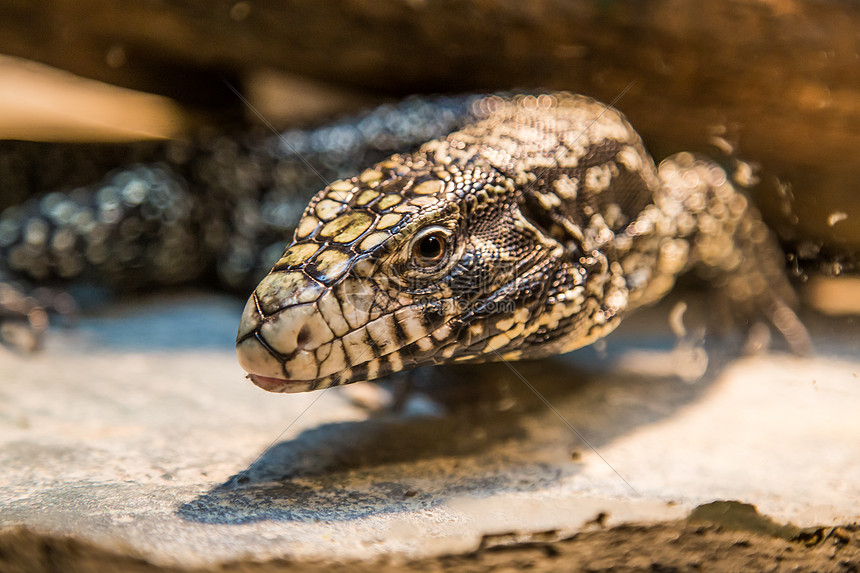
235,92 -> 812,394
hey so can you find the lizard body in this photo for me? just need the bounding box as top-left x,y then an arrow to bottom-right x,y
236,93 -> 810,393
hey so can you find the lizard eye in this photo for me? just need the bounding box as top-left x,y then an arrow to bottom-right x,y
410,227 -> 450,267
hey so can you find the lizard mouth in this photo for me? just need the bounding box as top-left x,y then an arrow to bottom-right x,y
246,374 -> 316,393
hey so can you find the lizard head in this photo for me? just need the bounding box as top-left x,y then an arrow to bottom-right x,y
235,142 -> 570,392
235,93 -> 646,392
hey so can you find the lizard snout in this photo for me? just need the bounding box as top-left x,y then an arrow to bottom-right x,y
235,268 -> 342,391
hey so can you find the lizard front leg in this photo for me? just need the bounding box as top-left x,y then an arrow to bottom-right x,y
656,152 -> 812,354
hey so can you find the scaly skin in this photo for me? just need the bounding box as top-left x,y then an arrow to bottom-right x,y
235,93 -> 811,393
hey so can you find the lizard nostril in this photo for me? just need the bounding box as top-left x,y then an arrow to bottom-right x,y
296,324 -> 313,350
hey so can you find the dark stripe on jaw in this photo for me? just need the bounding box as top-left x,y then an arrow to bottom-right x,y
362,327 -> 380,356
396,346 -> 428,371
413,308 -> 435,335
345,362 -> 369,384
374,354 -> 390,378
390,312 -> 408,346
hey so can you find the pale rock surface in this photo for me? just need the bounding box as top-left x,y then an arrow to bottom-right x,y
0,292 -> 857,568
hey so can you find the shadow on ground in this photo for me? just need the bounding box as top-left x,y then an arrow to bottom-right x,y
178,344 -> 716,524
